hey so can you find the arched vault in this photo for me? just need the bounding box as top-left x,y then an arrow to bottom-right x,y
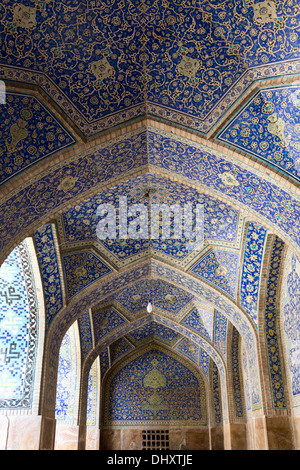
0,0 -> 300,450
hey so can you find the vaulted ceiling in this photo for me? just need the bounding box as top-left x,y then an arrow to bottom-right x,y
0,0 -> 299,399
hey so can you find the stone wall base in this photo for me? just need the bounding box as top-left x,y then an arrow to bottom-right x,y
100,427 -> 210,450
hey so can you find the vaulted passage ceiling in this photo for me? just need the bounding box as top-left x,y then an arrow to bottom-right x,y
0,0 -> 300,437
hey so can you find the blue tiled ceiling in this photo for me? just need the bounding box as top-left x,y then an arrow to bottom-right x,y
1,0 -> 299,421
0,93 -> 75,184
61,173 -> 242,267
189,248 -> 240,300
126,321 -> 182,347
0,0 -> 298,135
115,279 -> 194,319
62,249 -> 112,299
217,85 -> 300,182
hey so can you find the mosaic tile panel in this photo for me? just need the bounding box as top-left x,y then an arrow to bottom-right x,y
0,242 -> 39,409
87,358 -> 99,427
199,348 -> 210,379
100,347 -> 110,382
0,0 -> 298,135
0,1 -> 147,133
127,321 -> 181,347
78,311 -> 94,361
211,360 -> 222,425
214,310 -> 228,362
151,259 -> 261,411
231,326 -> 244,418
0,129 -> 148,258
104,346 -> 207,426
2,126 -> 300,275
110,337 -> 134,365
148,129 -> 300,249
174,337 -> 200,364
62,249 -> 112,300
189,249 -> 239,299
218,85 -> 300,182
264,236 -> 287,409
61,172 -> 242,267
240,222 -> 267,326
55,323 -> 79,421
115,279 -> 194,319
181,308 -> 211,342
144,0 -> 300,123
33,223 -> 64,330
283,253 -> 300,401
93,307 -> 127,346
0,92 -> 75,184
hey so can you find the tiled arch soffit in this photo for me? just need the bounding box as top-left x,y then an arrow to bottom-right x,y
40,258 -> 262,419
2,74 -> 300,197
1,123 -> 300,266
1,58 -> 299,139
82,318 -> 228,421
99,341 -> 212,419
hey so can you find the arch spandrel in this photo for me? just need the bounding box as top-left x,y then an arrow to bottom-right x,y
1,129 -> 300,268
0,0 -> 299,450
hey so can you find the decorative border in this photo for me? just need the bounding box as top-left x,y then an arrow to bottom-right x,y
1,60 -> 300,137
216,83 -> 300,184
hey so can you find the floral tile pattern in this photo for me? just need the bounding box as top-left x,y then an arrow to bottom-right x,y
217,85 -> 300,182
104,346 -> 206,425
174,337 -> 200,364
126,321 -> 182,347
93,307 -> 128,345
0,0 -> 299,135
181,308 -> 211,342
62,249 -> 112,300
240,222 -> 267,326
189,249 -> 240,300
33,223 -> 64,330
0,92 -> 75,184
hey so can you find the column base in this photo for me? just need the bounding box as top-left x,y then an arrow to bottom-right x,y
223,421 -> 247,450
54,423 -> 79,450
0,415 -> 44,450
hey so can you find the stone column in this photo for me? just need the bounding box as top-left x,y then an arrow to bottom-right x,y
292,415 -> 300,450
0,415 -> 51,450
248,414 -> 294,450
223,420 -> 247,450
210,425 -> 224,450
39,415 -> 56,450
265,415 -> 294,450
77,424 -> 100,450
